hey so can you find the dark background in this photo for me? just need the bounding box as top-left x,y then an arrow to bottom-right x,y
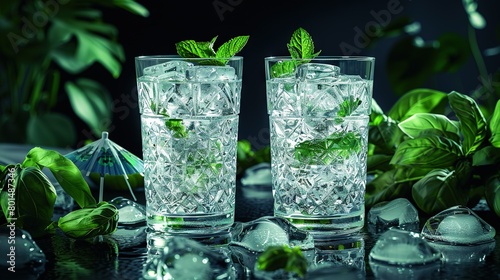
87,0 -> 499,157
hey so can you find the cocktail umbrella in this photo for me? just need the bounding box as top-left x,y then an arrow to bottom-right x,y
65,131 -> 142,202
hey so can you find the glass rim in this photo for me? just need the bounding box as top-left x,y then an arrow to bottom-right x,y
264,56 -> 375,62
135,55 -> 243,61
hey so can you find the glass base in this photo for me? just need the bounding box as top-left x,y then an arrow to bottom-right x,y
277,210 -> 365,240
146,212 -> 234,235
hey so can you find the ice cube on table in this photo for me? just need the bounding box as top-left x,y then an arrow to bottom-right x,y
296,63 -> 340,81
230,216 -> 314,252
187,65 -> 236,81
109,196 -> 146,225
0,227 -> 46,277
367,198 -> 420,234
428,239 -> 496,263
421,205 -> 496,245
229,216 -> 314,279
143,236 -> 234,280
143,61 -> 193,81
369,228 -> 442,266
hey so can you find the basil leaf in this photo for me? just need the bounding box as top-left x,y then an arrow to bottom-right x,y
216,35 -> 249,59
368,116 -> 405,154
472,146 -> 500,166
412,169 -> 468,214
55,201 -> 118,239
390,135 -> 463,168
489,100 -> 500,147
22,147 -> 96,208
485,175 -> 500,218
366,167 -> 431,207
398,113 -> 460,139
0,166 -> 56,236
448,91 -> 487,155
388,88 -> 447,122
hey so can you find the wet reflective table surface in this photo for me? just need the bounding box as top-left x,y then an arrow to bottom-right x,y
26,184 -> 500,279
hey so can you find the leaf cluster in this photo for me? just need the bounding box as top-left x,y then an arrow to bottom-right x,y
0,0 -> 149,147
367,88 -> 500,217
270,27 -> 321,78
0,147 -> 118,239
176,35 -> 249,66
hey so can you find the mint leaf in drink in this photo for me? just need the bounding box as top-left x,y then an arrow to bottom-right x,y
176,35 -> 249,66
271,27 -> 321,78
175,36 -> 217,59
338,98 -> 362,117
287,27 -> 321,60
150,102 -> 188,138
216,35 -> 250,59
295,132 -> 362,165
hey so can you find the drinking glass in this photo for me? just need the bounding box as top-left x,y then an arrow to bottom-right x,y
135,55 -> 243,234
265,56 -> 375,238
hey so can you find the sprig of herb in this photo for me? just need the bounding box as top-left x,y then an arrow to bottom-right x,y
366,89 -> 500,218
176,35 -> 249,66
270,27 -> 321,78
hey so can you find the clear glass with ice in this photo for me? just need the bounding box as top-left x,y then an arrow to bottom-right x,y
265,56 -> 375,237
135,56 -> 243,234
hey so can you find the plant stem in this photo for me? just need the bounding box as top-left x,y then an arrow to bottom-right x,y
467,24 -> 489,85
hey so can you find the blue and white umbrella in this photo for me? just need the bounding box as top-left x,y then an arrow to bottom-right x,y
65,131 -> 143,202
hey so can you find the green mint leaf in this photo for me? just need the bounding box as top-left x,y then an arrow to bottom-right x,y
288,27 -> 321,59
271,27 -> 321,78
216,35 -> 249,59
151,102 -> 188,138
175,38 -> 217,59
338,98 -> 362,117
270,60 -> 297,78
294,132 -> 362,165
176,35 -> 249,66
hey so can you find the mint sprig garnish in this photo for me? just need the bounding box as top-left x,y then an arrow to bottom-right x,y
271,27 -> 321,78
176,35 -> 249,66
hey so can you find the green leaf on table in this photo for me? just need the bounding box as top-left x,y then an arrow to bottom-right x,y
65,78 -> 112,137
257,245 -> 307,277
489,100 -> 500,147
398,113 -> 460,141
388,88 -> 448,122
368,116 -> 405,155
412,168 -> 468,214
295,132 -> 362,165
51,201 -> 118,239
0,166 -> 56,236
26,113 -> 76,147
22,147 -> 96,208
390,135 -> 463,168
448,91 -> 487,156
